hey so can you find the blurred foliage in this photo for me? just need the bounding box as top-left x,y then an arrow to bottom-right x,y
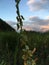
0,60 -> 6,65
0,31 -> 49,65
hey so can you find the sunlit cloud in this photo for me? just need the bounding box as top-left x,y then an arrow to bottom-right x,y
27,0 -> 49,11
41,25 -> 49,32
23,25 -> 33,31
22,16 -> 49,32
45,16 -> 49,19
27,0 -> 35,4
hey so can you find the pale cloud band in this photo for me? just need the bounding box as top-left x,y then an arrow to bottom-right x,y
23,16 -> 49,32
7,16 -> 49,32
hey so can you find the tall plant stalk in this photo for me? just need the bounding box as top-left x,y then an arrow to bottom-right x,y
14,0 -> 24,65
15,0 -> 24,32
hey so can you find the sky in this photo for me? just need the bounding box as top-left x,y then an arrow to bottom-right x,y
0,0 -> 49,32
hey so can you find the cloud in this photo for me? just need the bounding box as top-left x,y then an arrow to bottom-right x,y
41,25 -> 49,32
27,0 -> 35,4
6,16 -> 49,32
23,16 -> 49,32
45,16 -> 49,19
7,21 -> 16,26
27,0 -> 49,11
23,25 -> 33,31
29,16 -> 49,25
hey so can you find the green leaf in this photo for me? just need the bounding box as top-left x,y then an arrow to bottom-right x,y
19,18 -> 23,26
15,0 -> 21,4
17,23 -> 19,30
21,15 -> 25,20
16,4 -> 18,9
16,16 -> 19,22
16,10 -> 20,16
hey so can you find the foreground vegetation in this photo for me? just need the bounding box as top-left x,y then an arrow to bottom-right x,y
0,31 -> 49,65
